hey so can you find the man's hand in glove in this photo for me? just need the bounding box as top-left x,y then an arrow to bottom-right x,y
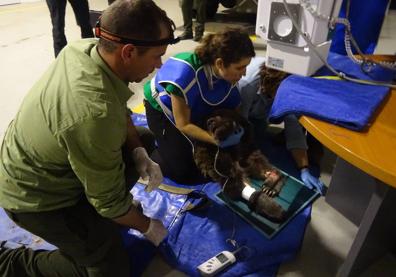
143,218 -> 168,246
132,147 -> 163,192
218,127 -> 245,148
300,168 -> 326,195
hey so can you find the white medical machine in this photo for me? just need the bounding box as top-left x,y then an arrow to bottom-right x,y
256,0 -> 343,76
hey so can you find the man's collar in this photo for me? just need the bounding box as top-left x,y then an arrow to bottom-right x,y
91,45 -> 134,103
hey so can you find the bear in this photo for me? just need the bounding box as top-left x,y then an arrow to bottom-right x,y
193,109 -> 286,222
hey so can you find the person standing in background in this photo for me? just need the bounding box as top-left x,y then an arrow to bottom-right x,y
180,0 -> 207,41
46,0 -> 94,57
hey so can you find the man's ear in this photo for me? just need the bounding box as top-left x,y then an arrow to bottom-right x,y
120,44 -> 137,62
214,58 -> 224,71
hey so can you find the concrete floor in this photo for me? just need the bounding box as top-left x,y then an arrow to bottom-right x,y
0,0 -> 395,276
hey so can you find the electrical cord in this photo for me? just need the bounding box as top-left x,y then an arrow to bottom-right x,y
153,83 -> 235,204
299,0 -> 396,71
281,0 -> 396,88
334,17 -> 396,71
225,205 -> 253,261
153,90 -> 196,155
214,148 -> 229,178
232,245 -> 253,258
343,0 -> 396,71
199,65 -> 237,106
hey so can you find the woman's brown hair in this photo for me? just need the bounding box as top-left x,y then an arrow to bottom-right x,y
195,27 -> 255,67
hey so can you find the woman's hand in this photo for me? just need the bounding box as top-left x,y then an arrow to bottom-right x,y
171,94 -> 217,145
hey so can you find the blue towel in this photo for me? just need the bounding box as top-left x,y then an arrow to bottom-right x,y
269,53 -> 394,131
269,75 -> 390,131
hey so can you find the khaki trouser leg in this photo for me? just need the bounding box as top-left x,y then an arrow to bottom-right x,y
1,200 -> 130,277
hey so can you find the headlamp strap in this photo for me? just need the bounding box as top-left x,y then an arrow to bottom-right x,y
95,19 -> 180,46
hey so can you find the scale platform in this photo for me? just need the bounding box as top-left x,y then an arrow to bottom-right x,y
216,171 -> 320,239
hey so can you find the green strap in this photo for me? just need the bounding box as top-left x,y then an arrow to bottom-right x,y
137,178 -> 194,195
137,178 -> 211,211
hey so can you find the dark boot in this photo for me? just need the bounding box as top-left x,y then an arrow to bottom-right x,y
180,30 -> 193,40
193,25 -> 204,42
194,0 -> 206,42
181,0 -> 193,40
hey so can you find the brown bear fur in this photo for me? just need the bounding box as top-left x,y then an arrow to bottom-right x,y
193,109 -> 286,222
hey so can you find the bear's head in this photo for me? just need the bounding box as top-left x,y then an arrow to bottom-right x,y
206,115 -> 241,142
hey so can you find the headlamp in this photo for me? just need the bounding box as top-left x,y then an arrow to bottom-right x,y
95,19 -> 180,46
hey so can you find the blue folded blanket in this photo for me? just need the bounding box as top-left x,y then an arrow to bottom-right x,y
269,53 -> 394,131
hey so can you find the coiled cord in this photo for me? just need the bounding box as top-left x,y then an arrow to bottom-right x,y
281,0 -> 396,88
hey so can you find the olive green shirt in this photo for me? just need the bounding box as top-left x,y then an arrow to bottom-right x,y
0,39 -> 134,218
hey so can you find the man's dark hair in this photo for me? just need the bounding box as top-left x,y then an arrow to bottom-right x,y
195,28 -> 255,67
99,0 -> 174,53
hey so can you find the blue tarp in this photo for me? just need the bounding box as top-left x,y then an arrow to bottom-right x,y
0,114 -> 315,276
132,181 -> 311,277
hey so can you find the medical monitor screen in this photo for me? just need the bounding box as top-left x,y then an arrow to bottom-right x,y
216,253 -> 228,263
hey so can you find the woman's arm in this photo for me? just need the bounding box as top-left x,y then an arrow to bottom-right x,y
171,94 -> 217,145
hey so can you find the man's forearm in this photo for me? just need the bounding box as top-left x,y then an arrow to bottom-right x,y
126,114 -> 142,151
112,206 -> 150,233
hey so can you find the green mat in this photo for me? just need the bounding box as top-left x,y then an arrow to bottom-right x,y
216,171 -> 319,239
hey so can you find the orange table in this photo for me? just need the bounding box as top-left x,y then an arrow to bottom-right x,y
299,55 -> 396,276
300,85 -> 396,189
